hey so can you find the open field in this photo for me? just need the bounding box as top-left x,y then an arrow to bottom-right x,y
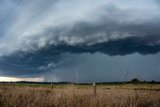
0,84 -> 160,107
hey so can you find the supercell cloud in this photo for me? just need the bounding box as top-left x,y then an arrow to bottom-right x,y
0,0 -> 160,82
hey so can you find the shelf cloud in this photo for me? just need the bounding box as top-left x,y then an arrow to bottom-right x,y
0,0 -> 160,81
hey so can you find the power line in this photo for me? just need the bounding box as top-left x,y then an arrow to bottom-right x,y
0,0 -> 24,25
7,0 -> 59,37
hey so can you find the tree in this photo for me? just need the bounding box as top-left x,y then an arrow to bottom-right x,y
131,78 -> 140,83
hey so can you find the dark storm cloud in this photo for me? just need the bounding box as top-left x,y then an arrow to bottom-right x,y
0,50 -> 61,76
30,34 -> 160,56
0,0 -> 160,80
0,0 -> 160,56
0,34 -> 160,77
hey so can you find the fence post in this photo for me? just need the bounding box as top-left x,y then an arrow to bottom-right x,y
93,83 -> 97,96
51,83 -> 53,89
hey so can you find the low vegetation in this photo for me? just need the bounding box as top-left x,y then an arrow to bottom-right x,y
0,83 -> 160,107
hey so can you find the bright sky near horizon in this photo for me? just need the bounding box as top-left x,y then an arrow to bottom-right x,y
0,76 -> 44,82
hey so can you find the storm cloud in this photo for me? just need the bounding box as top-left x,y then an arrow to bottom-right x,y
0,0 -> 160,81
0,0 -> 160,56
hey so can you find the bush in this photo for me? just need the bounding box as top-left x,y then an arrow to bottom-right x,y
131,78 -> 140,83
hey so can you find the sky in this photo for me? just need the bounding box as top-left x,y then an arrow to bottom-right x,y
0,0 -> 160,82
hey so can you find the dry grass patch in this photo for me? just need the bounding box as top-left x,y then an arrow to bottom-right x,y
0,84 -> 159,107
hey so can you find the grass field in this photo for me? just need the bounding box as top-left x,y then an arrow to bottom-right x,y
0,83 -> 160,107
